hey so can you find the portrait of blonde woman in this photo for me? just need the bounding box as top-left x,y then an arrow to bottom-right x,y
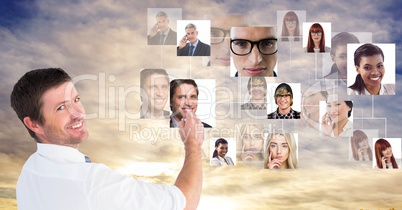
238,124 -> 265,163
264,133 -> 298,169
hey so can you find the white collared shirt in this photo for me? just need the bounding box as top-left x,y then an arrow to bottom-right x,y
211,156 -> 235,166
348,84 -> 396,95
17,143 -> 185,210
171,116 -> 180,128
330,120 -> 353,138
189,39 -> 199,55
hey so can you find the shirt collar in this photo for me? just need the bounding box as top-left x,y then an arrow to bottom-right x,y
276,108 -> 293,116
37,143 -> 87,163
190,39 -> 199,48
331,120 -> 353,137
342,120 -> 353,132
364,84 -> 385,95
171,116 -> 180,128
161,28 -> 170,36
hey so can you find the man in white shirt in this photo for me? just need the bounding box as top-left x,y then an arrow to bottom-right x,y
10,68 -> 204,210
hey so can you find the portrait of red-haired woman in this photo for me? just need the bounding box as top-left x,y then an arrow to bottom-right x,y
305,23 -> 330,53
351,130 -> 372,161
281,11 -> 300,42
374,138 -> 398,169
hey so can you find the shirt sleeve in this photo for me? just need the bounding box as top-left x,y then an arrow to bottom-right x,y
86,164 -> 186,210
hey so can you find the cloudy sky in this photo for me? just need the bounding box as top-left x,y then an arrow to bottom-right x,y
1,0 -> 401,209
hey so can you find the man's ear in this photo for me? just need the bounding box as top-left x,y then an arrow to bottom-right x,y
23,116 -> 44,135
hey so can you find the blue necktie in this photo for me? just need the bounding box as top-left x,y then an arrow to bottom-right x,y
188,45 -> 195,56
159,33 -> 165,45
84,155 -> 91,163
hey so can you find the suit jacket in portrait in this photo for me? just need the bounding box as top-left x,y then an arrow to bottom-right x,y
177,40 -> 211,56
147,29 -> 177,45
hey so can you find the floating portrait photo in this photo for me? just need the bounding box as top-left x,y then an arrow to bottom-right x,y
236,123 -> 266,168
239,76 -> 269,111
207,14 -> 248,67
319,100 -> 354,138
276,10 -> 306,42
210,137 -> 236,166
147,8 -> 182,45
347,43 -> 396,95
372,138 -> 401,169
169,78 -> 215,128
264,133 -> 298,169
321,32 -> 372,81
349,129 -> 378,163
229,26 -> 278,77
302,22 -> 332,53
176,20 -> 211,56
266,83 -> 301,119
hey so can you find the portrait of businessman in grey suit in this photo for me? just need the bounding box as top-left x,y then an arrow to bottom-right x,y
147,11 -> 177,45
177,23 -> 211,56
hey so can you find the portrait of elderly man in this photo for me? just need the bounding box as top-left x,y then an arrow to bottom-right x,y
147,11 -> 178,45
177,23 -> 211,56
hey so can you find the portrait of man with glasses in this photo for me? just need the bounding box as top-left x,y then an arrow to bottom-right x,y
267,83 -> 301,119
230,26 -> 278,77
208,15 -> 247,66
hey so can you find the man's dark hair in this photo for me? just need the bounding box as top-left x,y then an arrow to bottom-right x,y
10,68 -> 72,140
140,69 -> 169,89
330,32 -> 359,56
169,79 -> 199,102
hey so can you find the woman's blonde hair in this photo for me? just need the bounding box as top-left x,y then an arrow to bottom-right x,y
264,133 -> 298,169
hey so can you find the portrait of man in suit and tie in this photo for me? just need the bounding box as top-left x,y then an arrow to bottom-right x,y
169,79 -> 213,128
177,23 -> 211,56
147,11 -> 178,45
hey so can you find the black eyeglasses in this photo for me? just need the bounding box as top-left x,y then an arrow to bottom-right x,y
230,38 -> 278,56
275,94 -> 291,98
285,20 -> 297,25
311,31 -> 322,36
210,27 -> 230,45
